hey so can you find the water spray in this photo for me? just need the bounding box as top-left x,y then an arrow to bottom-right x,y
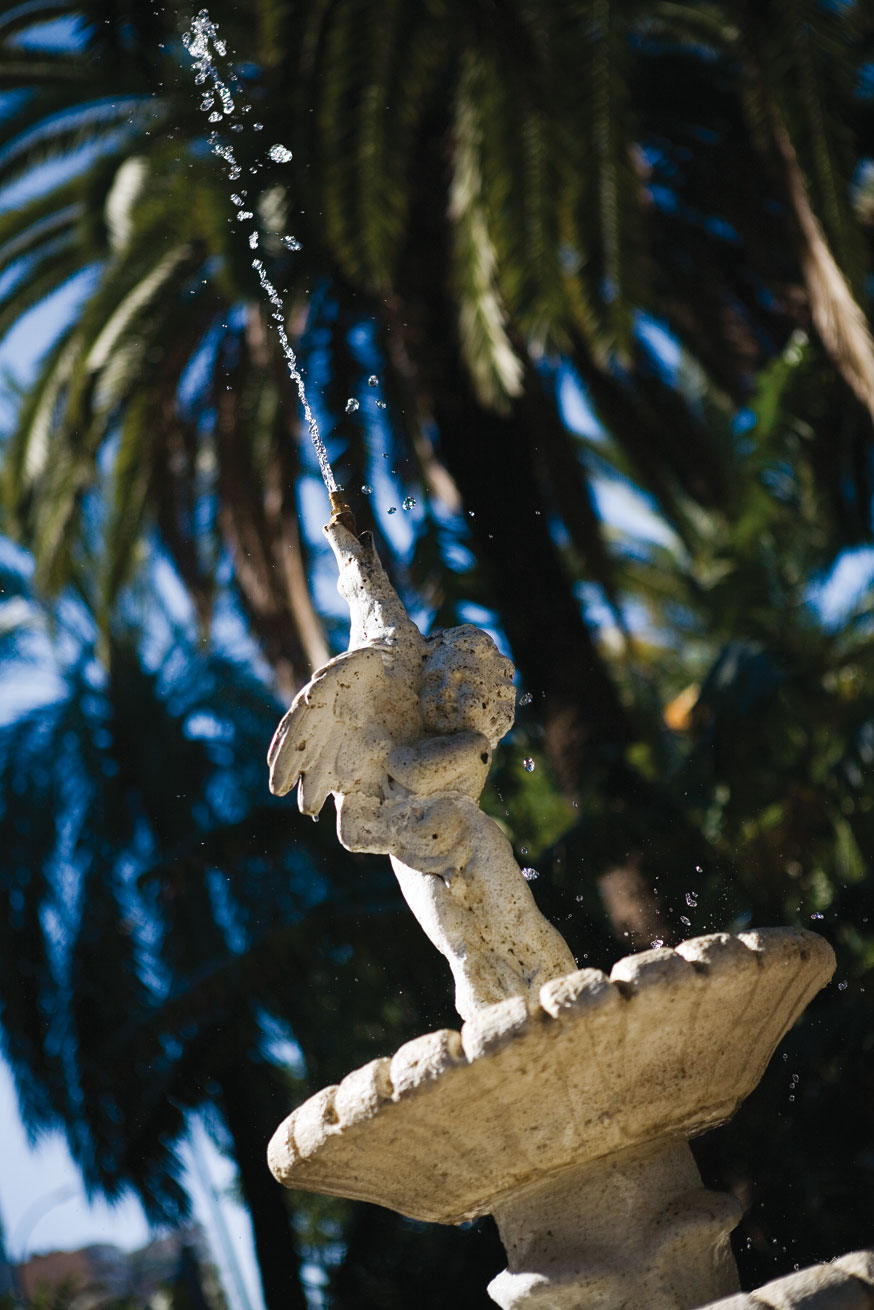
182,10 -> 340,503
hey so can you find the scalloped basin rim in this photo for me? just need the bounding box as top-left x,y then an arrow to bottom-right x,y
268,928 -> 835,1224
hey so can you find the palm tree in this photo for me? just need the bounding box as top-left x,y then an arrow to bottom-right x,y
2,0 -> 872,792
2,1 -> 874,1298
0,557 -> 459,1308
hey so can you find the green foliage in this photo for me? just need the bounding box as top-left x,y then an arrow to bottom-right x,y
1,0 -> 874,1306
2,0 -> 870,649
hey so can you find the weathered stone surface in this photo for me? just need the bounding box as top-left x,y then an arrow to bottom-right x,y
268,517 -> 575,1020
268,928 -> 834,1226
834,1255 -> 874,1288
753,1265 -> 873,1309
488,1140 -> 741,1309
701,1252 -> 874,1309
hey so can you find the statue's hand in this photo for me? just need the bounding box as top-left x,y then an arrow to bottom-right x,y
387,732 -> 492,800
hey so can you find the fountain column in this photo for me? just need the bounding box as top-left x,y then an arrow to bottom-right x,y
489,1140 -> 739,1310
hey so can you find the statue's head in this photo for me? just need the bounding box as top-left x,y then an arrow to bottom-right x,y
421,625 -> 516,746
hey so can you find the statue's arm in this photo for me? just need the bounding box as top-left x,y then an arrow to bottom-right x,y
387,732 -> 492,800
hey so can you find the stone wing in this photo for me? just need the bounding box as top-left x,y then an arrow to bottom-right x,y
267,646 -> 389,813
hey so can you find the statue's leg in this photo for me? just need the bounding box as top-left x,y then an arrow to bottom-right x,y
390,797 -> 576,1020
336,794 -> 393,853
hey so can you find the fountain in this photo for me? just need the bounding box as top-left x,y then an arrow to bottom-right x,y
265,504 -> 839,1310
181,17 -> 864,1305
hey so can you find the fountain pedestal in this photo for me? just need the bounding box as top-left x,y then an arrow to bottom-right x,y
489,1140 -> 738,1310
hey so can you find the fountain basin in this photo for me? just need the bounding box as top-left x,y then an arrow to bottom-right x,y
269,928 -> 833,1223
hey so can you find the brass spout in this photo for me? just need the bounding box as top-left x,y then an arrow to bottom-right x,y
328,489 -> 357,534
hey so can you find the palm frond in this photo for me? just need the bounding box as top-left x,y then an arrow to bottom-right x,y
762,88 -> 874,421
100,390 -> 152,618
449,58 -> 524,412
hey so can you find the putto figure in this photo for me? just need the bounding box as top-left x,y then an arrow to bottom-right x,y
268,514 -> 575,1021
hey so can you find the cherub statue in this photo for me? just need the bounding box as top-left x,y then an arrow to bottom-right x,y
268,514 -> 575,1021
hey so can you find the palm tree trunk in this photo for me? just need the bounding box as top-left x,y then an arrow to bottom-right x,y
217,1068 -> 309,1310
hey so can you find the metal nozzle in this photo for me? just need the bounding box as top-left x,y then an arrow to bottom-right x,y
328,489 -> 357,534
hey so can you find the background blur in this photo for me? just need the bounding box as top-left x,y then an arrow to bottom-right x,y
1,2 -> 873,1307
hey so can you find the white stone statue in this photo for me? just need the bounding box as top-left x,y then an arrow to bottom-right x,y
266,507 -> 842,1310
268,514 -> 576,1021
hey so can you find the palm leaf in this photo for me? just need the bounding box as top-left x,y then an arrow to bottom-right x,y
449,57 -> 524,412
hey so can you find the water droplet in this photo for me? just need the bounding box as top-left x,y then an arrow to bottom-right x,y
522,867 -> 539,881
253,122 -> 263,131
810,912 -> 824,920
361,484 -> 373,495
368,375 -> 379,387
281,235 -> 302,251
685,892 -> 698,908
523,757 -> 535,772
236,209 -> 253,220
387,506 -> 397,515
519,692 -> 533,706
268,143 -> 293,163
575,895 -> 584,903
375,399 -> 387,409
248,231 -> 259,248
402,496 -> 416,511
838,980 -> 848,991
231,123 -> 244,133
345,398 -> 360,414
650,938 -> 664,949
695,864 -> 703,872
231,193 -> 245,205
680,915 -> 691,926
468,509 -> 476,517
520,847 -> 528,855
208,111 -> 222,123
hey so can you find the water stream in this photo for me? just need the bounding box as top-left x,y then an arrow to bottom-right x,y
182,10 -> 339,497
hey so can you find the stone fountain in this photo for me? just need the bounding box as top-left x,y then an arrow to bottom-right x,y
266,504 -> 839,1310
